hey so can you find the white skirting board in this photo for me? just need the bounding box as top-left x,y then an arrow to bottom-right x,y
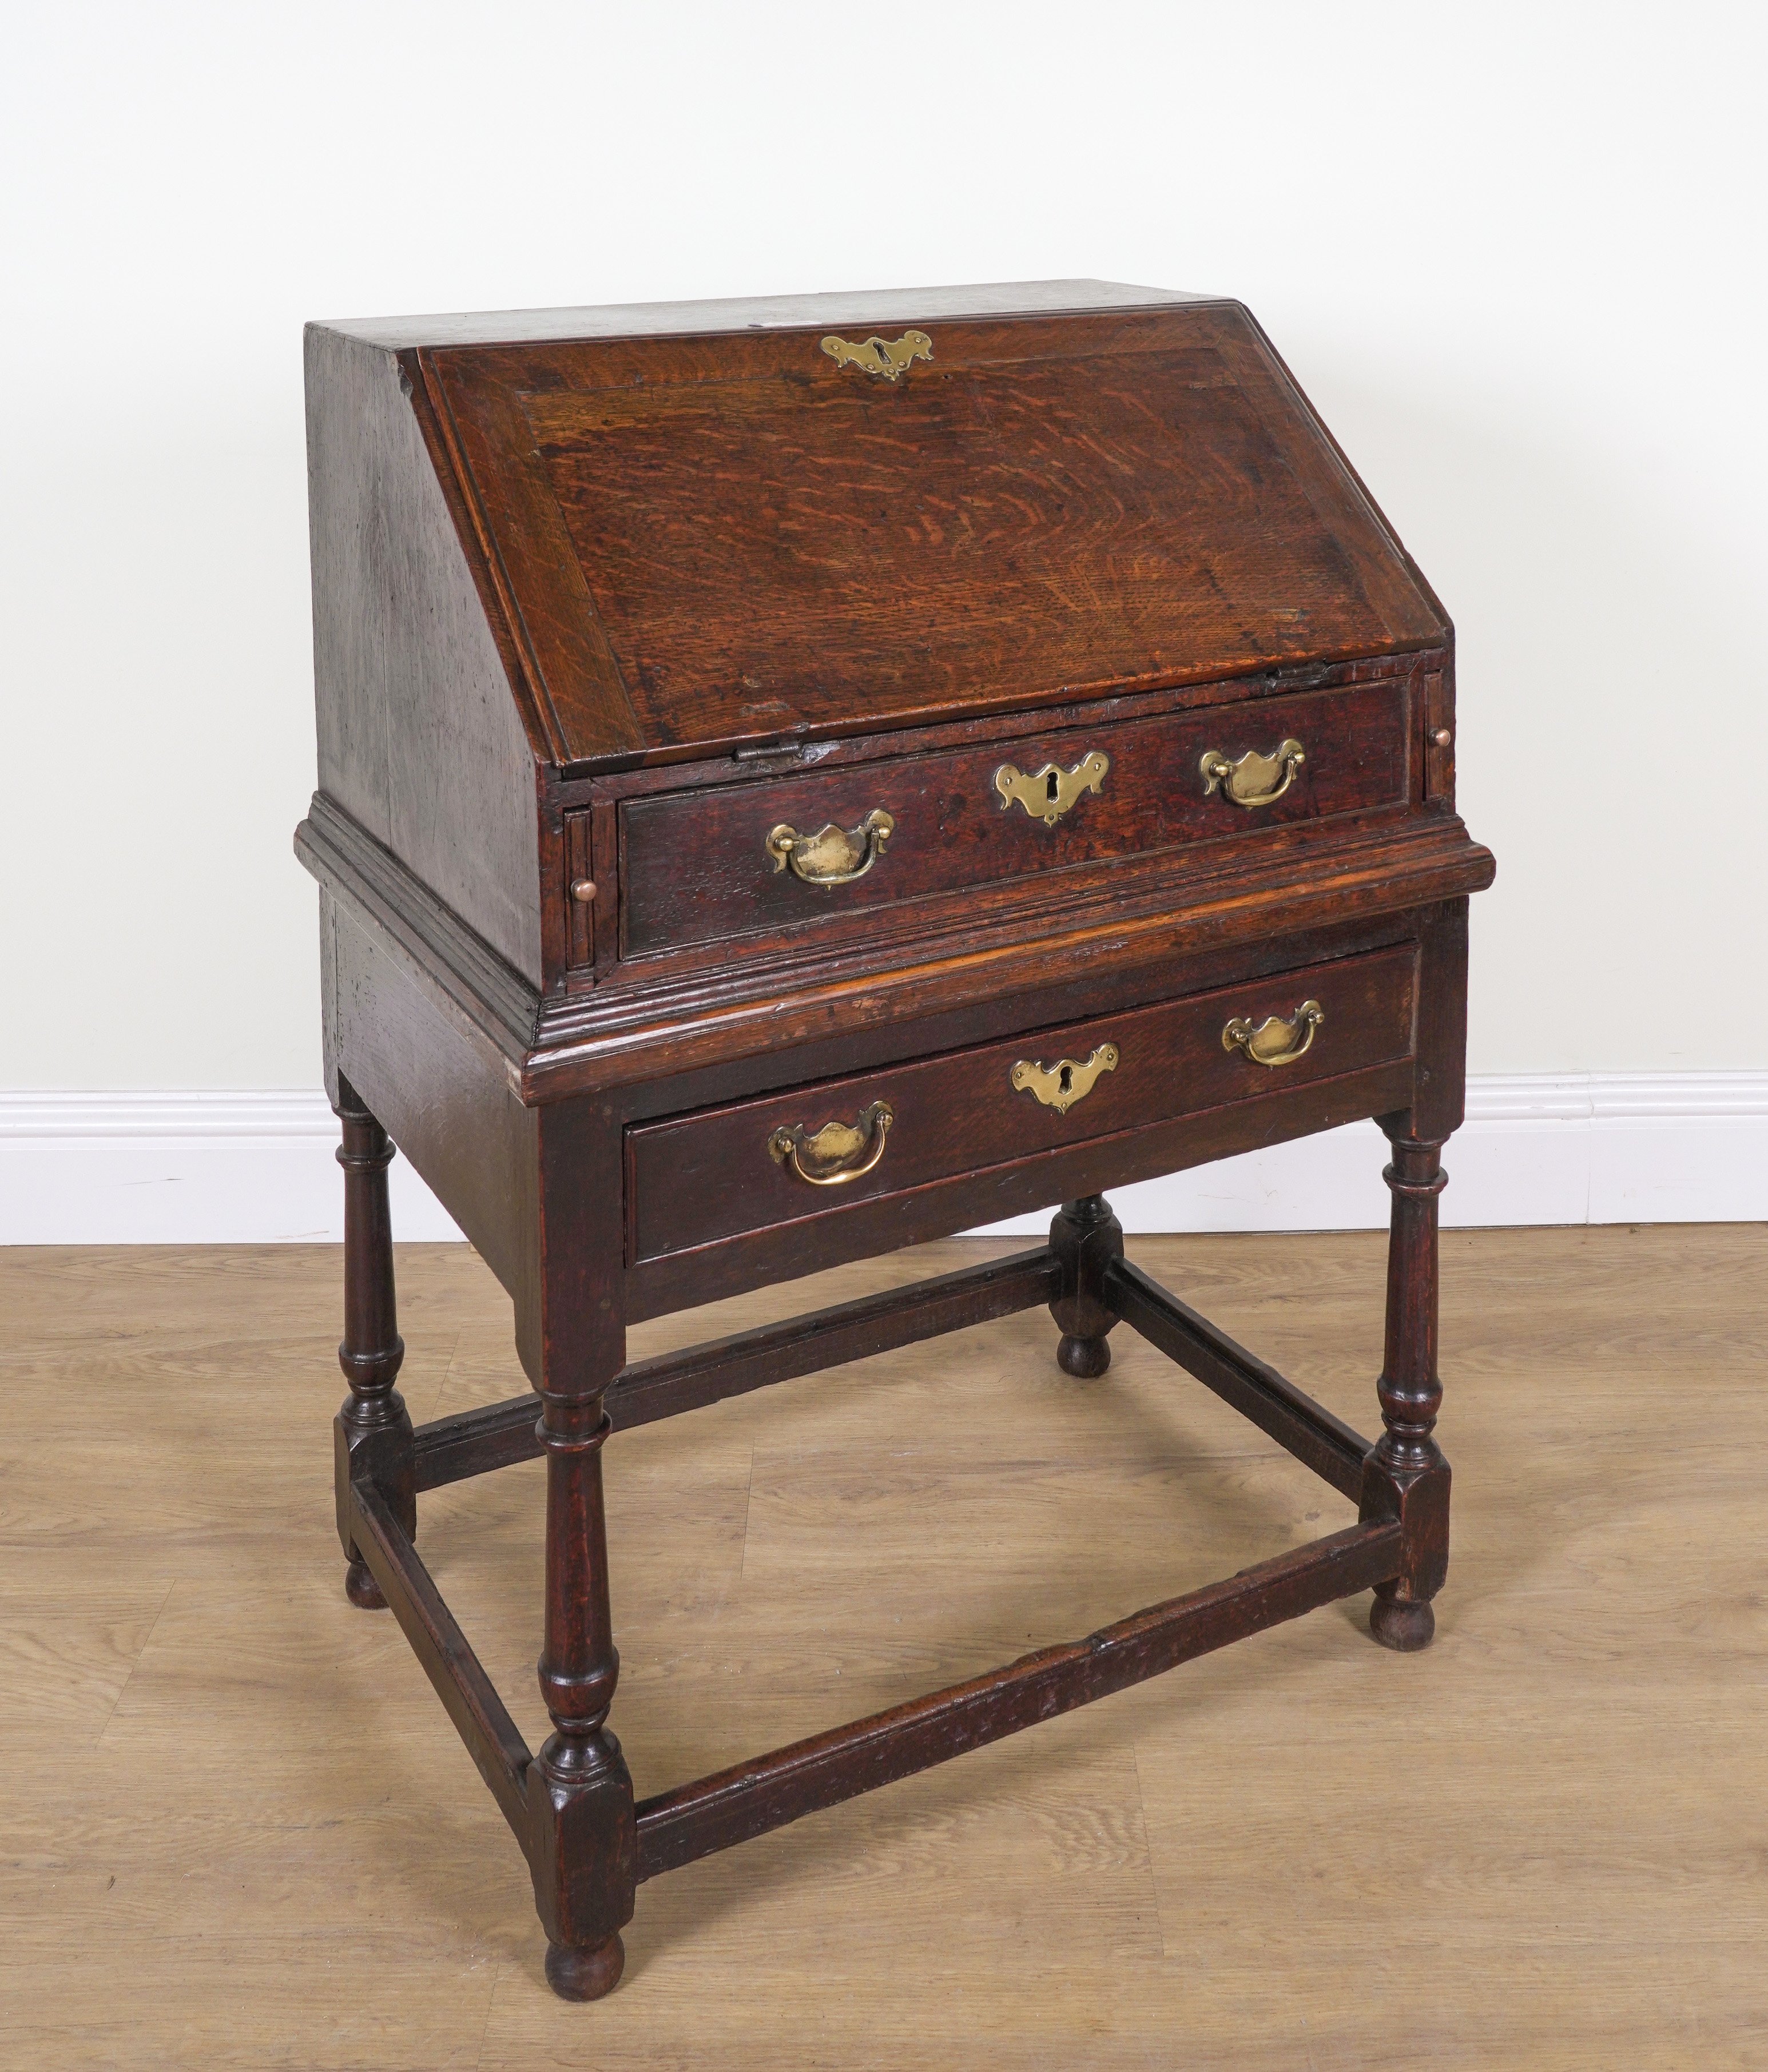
0,1077 -> 1762,1245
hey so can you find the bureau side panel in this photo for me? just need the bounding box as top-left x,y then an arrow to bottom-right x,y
321,892 -> 543,1381
305,324 -> 545,984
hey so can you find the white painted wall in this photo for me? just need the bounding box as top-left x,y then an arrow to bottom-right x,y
2,3 -> 1763,1104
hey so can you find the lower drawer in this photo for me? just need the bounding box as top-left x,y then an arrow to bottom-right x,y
626,943 -> 1417,1264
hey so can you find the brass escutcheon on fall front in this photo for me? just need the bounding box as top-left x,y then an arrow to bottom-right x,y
994,751 -> 1110,826
1199,737 -> 1306,809
768,1101 -> 895,1186
766,809 -> 895,886
819,331 -> 933,381
1221,1000 -> 1325,1068
1010,1042 -> 1120,1115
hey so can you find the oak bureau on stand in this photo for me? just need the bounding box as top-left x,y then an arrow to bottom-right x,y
295,281 -> 1495,1999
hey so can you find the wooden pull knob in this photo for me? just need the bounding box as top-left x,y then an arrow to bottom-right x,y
571,878 -> 597,904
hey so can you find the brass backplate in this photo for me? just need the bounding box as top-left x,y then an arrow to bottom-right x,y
994,751 -> 1110,826
765,809 -> 895,886
767,1100 -> 895,1184
1010,1042 -> 1119,1115
1199,737 -> 1306,809
820,331 -> 933,382
1221,1000 -> 1324,1068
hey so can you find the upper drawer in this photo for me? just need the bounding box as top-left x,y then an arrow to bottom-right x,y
619,677 -> 1411,957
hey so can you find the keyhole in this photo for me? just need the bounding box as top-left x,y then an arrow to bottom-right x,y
1046,770 -> 1060,802
1058,1064 -> 1073,1094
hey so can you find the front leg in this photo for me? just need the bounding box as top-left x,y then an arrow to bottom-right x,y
527,1102 -> 637,2000
530,1388 -> 636,1999
1360,1131 -> 1450,1651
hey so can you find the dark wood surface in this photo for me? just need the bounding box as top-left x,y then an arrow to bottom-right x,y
301,781 -> 1489,1107
418,303 -> 1445,765
411,1245 -> 1062,1490
1048,1193 -> 1125,1377
305,324 -> 549,983
350,1480 -> 533,1839
296,281 -> 1492,2001
1361,1130 -> 1452,1651
634,1519 -> 1404,1880
627,1053 -> 1417,1324
330,1077 -> 414,1606
618,674 -> 1412,959
1107,1256 -> 1370,1497
626,942 -> 1417,1263
529,1101 -> 635,1997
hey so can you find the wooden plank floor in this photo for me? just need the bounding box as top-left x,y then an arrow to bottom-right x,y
2,1225 -> 1764,2069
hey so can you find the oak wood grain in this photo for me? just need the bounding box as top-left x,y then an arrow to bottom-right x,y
626,943 -> 1416,1263
291,280 -> 1496,2006
618,675 -> 1412,959
418,304 -> 1445,763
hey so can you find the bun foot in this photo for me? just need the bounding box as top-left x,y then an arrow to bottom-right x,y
1369,1592 -> 1435,1652
546,1931 -> 626,2002
344,1555 -> 387,1610
1057,1333 -> 1111,1378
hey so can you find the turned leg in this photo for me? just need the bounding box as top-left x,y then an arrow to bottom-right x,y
530,1385 -> 637,1999
1360,1133 -> 1450,1652
331,1076 -> 415,1609
1048,1194 -> 1124,1378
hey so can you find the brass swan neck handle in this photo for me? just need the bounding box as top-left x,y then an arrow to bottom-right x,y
768,1101 -> 895,1186
1221,1000 -> 1325,1068
1199,737 -> 1306,809
766,809 -> 895,886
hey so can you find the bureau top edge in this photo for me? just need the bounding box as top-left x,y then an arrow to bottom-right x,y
307,279 -> 1211,352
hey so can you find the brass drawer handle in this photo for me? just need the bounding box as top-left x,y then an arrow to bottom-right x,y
994,751 -> 1110,826
1010,1042 -> 1119,1115
766,809 -> 895,886
768,1100 -> 894,1185
1222,1000 -> 1324,1068
1200,737 -> 1305,809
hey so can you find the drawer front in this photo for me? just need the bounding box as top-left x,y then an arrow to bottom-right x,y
619,678 -> 1411,957
627,944 -> 1417,1264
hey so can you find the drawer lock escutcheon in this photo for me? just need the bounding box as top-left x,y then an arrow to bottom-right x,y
820,330 -> 933,381
766,809 -> 895,886
768,1101 -> 894,1186
994,751 -> 1110,826
1222,1000 -> 1325,1068
1200,737 -> 1306,809
1010,1042 -> 1119,1115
